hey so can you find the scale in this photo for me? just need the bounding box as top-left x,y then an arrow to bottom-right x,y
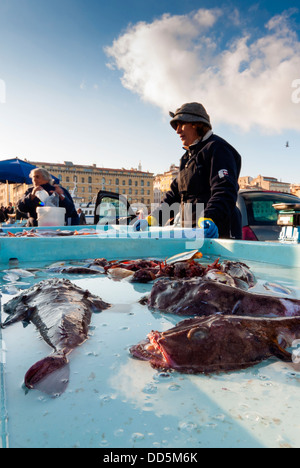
274,203 -> 300,243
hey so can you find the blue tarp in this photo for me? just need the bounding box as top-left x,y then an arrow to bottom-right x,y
0,158 -> 59,184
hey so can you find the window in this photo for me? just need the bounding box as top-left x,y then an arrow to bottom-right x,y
115,178 -> 119,185
243,192 -> 300,226
97,196 -> 128,219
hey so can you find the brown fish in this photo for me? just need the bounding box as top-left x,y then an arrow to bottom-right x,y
2,278 -> 110,395
130,315 -> 300,374
148,278 -> 300,317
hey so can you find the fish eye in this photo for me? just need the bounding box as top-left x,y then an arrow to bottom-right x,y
187,327 -> 208,341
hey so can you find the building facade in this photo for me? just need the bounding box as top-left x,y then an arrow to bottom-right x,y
239,174 -> 291,193
0,160 -> 154,210
291,184 -> 300,197
153,164 -> 179,207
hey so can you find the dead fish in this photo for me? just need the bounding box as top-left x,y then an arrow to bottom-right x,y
221,261 -> 256,288
1,278 -> 111,395
36,230 -> 75,237
165,250 -> 203,265
131,269 -> 157,283
3,272 -> 20,282
48,266 -> 104,275
108,268 -> 135,280
130,315 -> 300,374
147,278 -> 300,317
202,269 -> 236,288
3,268 -> 35,278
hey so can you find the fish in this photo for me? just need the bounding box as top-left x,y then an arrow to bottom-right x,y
220,260 -> 256,288
47,266 -> 104,275
108,267 -> 135,280
165,250 -> 203,265
202,269 -> 236,288
3,268 -> 35,279
1,278 -> 111,395
3,272 -> 20,282
147,278 -> 300,317
130,315 -> 300,374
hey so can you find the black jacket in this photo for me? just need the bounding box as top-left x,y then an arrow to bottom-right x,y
156,133 -> 242,238
18,183 -> 79,225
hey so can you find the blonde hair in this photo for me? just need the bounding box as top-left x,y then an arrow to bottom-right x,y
30,168 -> 55,185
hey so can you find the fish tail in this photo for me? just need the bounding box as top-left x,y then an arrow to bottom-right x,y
25,353 -> 70,396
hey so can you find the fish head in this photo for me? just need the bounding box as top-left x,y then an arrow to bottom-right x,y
131,316 -> 226,372
130,315 -> 289,374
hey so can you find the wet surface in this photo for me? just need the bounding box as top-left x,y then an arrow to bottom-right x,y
0,256 -> 300,448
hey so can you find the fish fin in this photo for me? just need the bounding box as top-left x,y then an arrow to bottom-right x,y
1,305 -> 36,329
270,340 -> 292,362
25,354 -> 69,396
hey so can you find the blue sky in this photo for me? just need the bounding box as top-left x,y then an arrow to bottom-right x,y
0,0 -> 299,183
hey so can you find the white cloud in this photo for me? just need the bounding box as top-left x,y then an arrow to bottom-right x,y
105,8 -> 300,133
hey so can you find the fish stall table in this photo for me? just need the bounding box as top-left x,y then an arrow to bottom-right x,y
0,225 -> 300,448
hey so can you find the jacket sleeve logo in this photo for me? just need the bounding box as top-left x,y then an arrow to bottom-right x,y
218,169 -> 229,179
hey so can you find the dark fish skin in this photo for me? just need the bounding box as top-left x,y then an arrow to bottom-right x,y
148,278 -> 300,317
130,315 -> 300,374
2,278 -> 110,394
48,266 -> 103,275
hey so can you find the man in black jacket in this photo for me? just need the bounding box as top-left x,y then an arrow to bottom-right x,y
136,102 -> 242,239
18,168 -> 79,226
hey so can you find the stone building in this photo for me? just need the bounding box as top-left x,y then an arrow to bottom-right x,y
0,160 -> 154,210
239,174 -> 291,193
153,164 -> 179,207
